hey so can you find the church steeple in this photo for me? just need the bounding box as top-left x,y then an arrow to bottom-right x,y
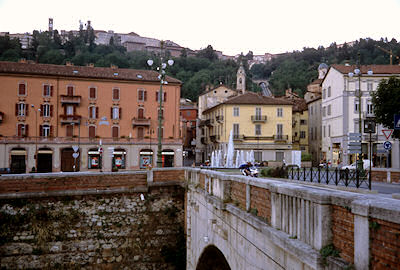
236,62 -> 246,94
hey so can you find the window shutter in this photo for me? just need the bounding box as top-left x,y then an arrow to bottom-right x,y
50,125 -> 54,137
25,124 -> 29,136
73,106 -> 76,114
40,105 -> 43,116
26,105 -> 29,116
119,108 -> 122,119
15,104 -> 18,116
43,85 -> 46,96
164,92 -> 167,102
64,106 -> 67,115
110,107 -> 113,119
50,85 -> 54,96
144,91 -> 147,101
39,125 -> 43,137
50,105 -> 53,117
156,91 -> 159,102
96,107 -> 99,118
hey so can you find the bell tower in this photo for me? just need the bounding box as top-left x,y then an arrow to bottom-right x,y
236,62 -> 246,94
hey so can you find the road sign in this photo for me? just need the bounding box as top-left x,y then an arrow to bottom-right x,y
348,150 -> 362,154
395,114 -> 400,130
99,147 -> 103,154
72,146 -> 79,152
382,129 -> 393,139
348,133 -> 362,141
383,141 -> 392,150
72,152 -> 79,159
348,142 -> 362,146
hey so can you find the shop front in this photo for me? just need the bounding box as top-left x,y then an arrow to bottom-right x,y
162,149 -> 174,167
10,148 -> 26,174
139,149 -> 153,169
88,148 -> 102,170
112,149 -> 126,169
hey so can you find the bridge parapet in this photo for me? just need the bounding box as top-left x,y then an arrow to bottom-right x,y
185,168 -> 400,270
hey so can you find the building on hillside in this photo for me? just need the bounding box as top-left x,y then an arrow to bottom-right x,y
321,64 -> 400,169
0,60 -> 182,173
304,63 -> 327,165
180,99 -> 197,166
202,92 -> 293,164
288,96 -> 309,153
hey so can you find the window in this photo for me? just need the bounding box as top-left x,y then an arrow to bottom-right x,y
138,108 -> 145,119
310,106 -> 313,115
367,103 -> 374,114
111,107 -> 121,120
89,87 -> 96,99
322,89 -> 326,99
310,128 -> 313,140
354,100 -> 360,113
17,123 -> 28,137
18,83 -> 26,96
43,84 -> 52,97
112,87 -> 120,100
327,105 -> 331,116
137,127 -> 144,139
138,89 -> 147,102
112,126 -> 119,138
67,86 -> 74,96
328,125 -> 331,136
16,103 -> 27,116
354,119 -> 359,133
40,124 -> 51,137
323,126 -> 326,137
328,86 -> 331,97
300,119 -> 307,125
255,124 -> 261,135
276,152 -> 284,162
157,127 -> 164,138
89,126 -> 96,138
66,105 -> 74,116
300,131 -> 306,138
322,106 -> 326,117
367,81 -> 373,91
233,123 -> 239,138
277,124 -> 283,138
255,107 -> 262,119
254,151 -> 262,162
89,106 -> 98,119
233,107 -> 239,117
41,104 -> 52,117
277,108 -> 283,117
66,124 -> 73,137
156,91 -> 166,102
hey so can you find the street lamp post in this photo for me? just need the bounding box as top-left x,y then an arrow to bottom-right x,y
147,41 -> 174,168
31,104 -> 40,172
348,54 -> 373,172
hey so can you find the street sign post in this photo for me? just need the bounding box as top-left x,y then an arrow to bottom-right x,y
382,129 -> 393,139
383,141 -> 392,150
348,133 -> 362,154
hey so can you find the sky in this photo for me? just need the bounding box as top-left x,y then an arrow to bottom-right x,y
1,0 -> 400,56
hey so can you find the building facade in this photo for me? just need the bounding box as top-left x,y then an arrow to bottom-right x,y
321,64 -> 400,168
202,92 -> 293,163
180,99 -> 197,166
0,61 -> 182,173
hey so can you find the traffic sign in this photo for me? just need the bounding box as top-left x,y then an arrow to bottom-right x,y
72,146 -> 79,152
382,129 -> 393,139
72,152 -> 79,159
348,142 -> 362,146
348,133 -> 362,141
383,141 -> 392,150
395,114 -> 400,130
99,147 -> 103,154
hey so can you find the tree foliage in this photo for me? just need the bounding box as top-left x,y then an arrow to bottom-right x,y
371,76 -> 400,138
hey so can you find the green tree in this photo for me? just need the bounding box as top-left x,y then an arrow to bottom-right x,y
371,76 -> 400,138
196,45 -> 218,61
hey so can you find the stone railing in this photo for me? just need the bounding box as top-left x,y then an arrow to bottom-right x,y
185,168 -> 400,269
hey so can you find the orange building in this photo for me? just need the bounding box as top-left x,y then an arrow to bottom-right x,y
0,61 -> 182,173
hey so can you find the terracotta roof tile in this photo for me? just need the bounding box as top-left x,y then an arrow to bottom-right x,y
331,64 -> 400,75
0,61 -> 181,84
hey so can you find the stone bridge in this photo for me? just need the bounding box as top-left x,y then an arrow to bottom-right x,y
185,168 -> 400,270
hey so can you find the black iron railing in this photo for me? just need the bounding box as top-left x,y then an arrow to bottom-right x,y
286,167 -> 371,190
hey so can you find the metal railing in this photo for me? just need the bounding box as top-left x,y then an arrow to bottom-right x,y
287,167 -> 371,189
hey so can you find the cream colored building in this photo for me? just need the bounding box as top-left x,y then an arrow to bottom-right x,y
202,92 -> 293,163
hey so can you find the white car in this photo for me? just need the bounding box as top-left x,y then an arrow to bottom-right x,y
341,160 -> 372,170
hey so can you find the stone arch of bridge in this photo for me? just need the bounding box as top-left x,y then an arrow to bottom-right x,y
196,244 -> 231,270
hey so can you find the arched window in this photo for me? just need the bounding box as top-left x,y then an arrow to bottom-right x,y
89,125 -> 96,138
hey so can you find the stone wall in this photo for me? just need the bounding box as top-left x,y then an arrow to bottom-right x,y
0,170 -> 185,270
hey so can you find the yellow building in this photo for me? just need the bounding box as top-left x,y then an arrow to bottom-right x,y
202,92 -> 293,163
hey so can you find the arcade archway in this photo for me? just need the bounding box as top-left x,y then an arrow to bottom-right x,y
196,245 -> 231,270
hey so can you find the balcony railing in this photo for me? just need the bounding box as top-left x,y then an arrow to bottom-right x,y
60,114 -> 81,124
60,95 -> 81,104
251,115 -> 267,123
216,115 -> 224,122
233,134 -> 244,141
274,134 -> 289,142
132,117 -> 151,127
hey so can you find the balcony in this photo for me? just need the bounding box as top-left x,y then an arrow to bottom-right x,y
216,115 -> 224,123
60,95 -> 81,104
60,114 -> 81,124
274,134 -> 289,142
205,119 -> 212,126
363,111 -> 375,118
132,117 -> 151,127
210,135 -> 220,143
200,137 -> 207,145
233,134 -> 244,141
251,115 -> 267,123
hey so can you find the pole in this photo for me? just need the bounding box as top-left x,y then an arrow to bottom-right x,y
35,108 -> 38,171
157,43 -> 164,168
369,132 -> 372,190
357,53 -> 363,172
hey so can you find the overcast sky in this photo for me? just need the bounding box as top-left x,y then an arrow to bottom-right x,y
1,0 -> 400,56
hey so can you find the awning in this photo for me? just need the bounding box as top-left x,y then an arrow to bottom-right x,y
140,151 -> 153,155
113,151 -> 126,155
88,151 -> 100,155
10,150 -> 26,155
38,150 -> 53,154
162,151 -> 175,155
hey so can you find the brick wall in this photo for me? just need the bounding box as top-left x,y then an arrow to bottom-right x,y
332,205 -> 354,264
370,218 -> 400,269
0,173 -> 147,194
250,186 -> 271,222
153,170 -> 184,182
372,170 -> 400,183
231,182 -> 246,210
390,172 -> 400,183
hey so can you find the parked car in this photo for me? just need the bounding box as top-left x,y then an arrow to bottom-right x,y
0,168 -> 11,175
341,160 -> 372,171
